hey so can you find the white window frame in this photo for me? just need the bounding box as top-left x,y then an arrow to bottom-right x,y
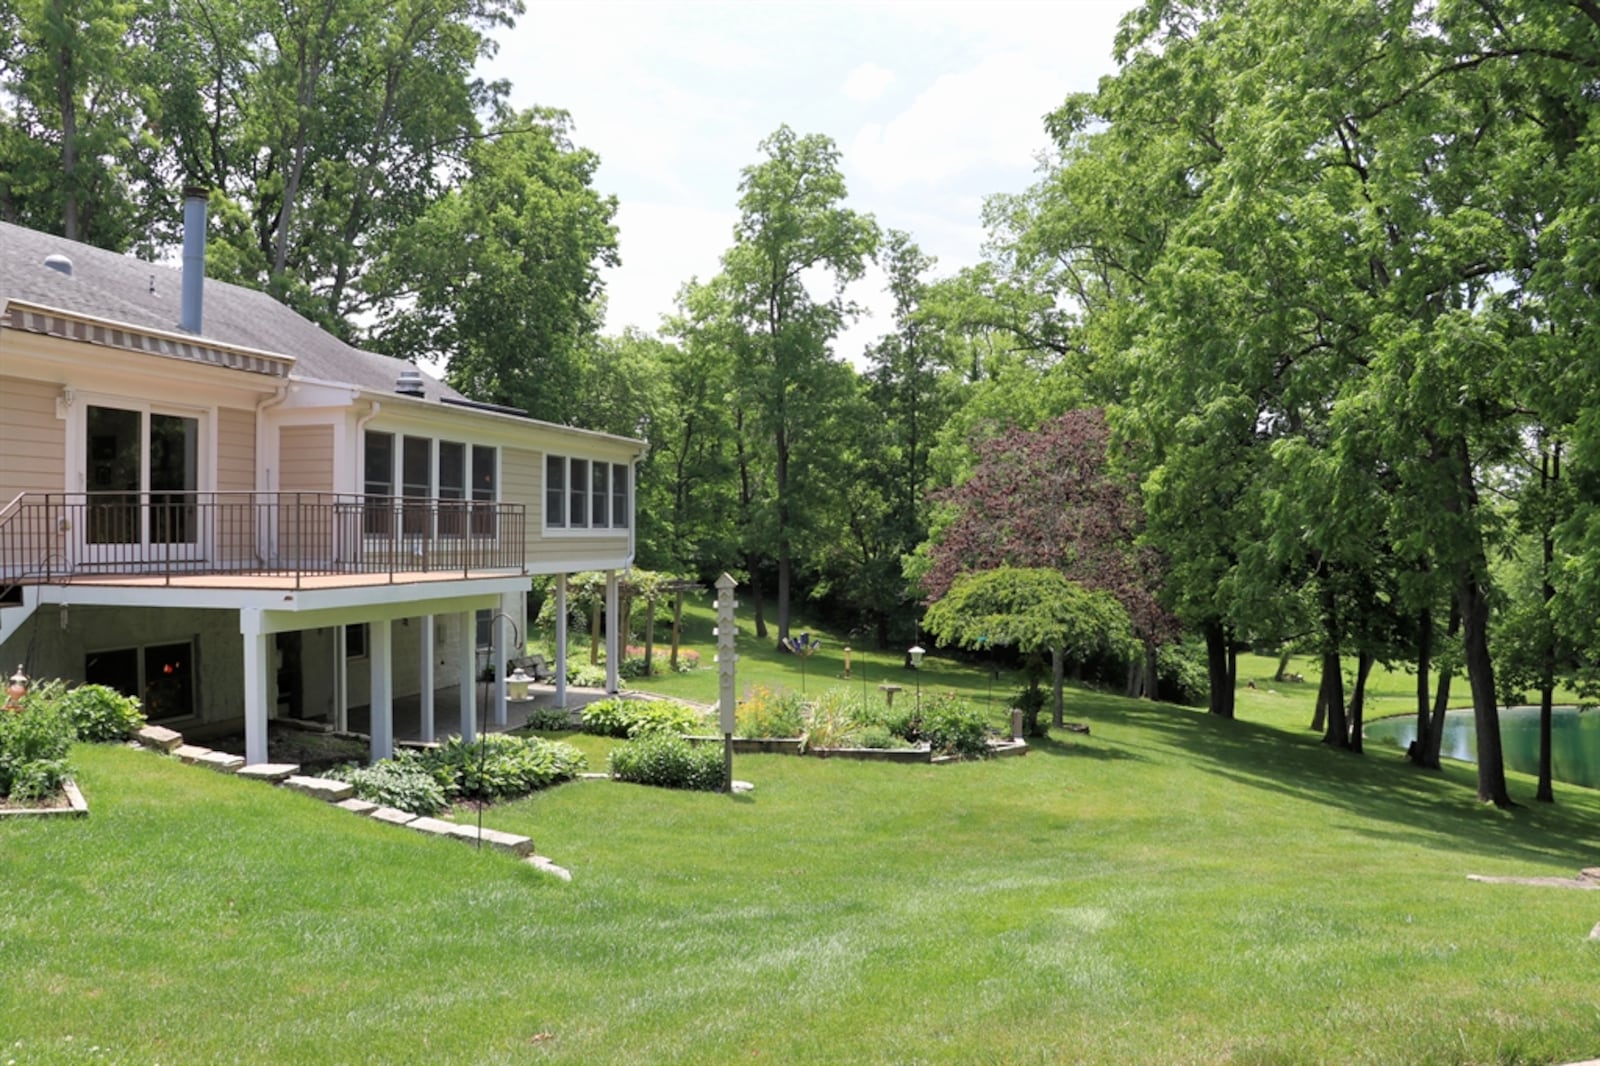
543,455 -> 630,533
362,430 -> 498,540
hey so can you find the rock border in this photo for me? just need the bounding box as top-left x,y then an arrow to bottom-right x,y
130,725 -> 571,880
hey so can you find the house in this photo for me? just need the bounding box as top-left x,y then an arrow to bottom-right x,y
0,191 -> 646,765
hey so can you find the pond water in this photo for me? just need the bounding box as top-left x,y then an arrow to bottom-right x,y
1364,706 -> 1599,790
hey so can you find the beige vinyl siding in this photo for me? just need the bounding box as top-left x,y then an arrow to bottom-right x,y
216,406 -> 255,493
0,376 -> 65,502
504,446 -> 628,570
278,425 -> 334,492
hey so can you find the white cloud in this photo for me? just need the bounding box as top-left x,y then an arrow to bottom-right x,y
603,201 -> 740,335
841,61 -> 896,102
847,51 -> 1064,194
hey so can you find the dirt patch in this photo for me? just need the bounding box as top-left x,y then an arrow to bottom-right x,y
205,725 -> 370,772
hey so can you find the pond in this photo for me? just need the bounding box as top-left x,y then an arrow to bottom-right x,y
1364,706 -> 1599,790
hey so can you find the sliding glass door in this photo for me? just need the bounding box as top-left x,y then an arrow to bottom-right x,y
85,404 -> 200,559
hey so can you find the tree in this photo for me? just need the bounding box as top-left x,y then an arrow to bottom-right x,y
923,567 -> 1133,734
917,408 -> 1173,699
371,108 -> 619,422
714,125 -> 878,647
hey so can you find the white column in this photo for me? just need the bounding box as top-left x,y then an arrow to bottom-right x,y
554,573 -> 568,709
418,615 -> 435,743
242,609 -> 270,766
370,618 -> 393,762
457,610 -> 476,742
334,625 -> 348,733
491,600 -> 508,727
605,568 -> 620,694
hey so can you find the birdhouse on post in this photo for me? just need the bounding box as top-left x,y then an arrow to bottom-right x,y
713,572 -> 739,792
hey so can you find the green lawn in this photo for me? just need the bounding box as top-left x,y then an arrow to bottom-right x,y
4,622 -> 1599,1064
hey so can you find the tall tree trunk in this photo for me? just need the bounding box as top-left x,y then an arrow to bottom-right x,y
1421,605 -> 1460,768
1203,621 -> 1234,718
1321,652 -> 1348,749
1459,570 -> 1512,807
1347,651 -> 1373,754
1051,646 -> 1065,728
55,39 -> 79,240
1536,439 -> 1559,803
775,553 -> 791,648
1412,607 -> 1432,765
1144,640 -> 1159,700
1274,647 -> 1291,683
746,554 -> 767,640
1311,667 -> 1330,732
875,610 -> 888,650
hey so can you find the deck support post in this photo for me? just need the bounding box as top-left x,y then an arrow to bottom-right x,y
605,569 -> 620,695
457,610 -> 476,743
418,615 -> 435,743
554,573 -> 569,709
242,608 -> 269,766
370,619 -> 393,762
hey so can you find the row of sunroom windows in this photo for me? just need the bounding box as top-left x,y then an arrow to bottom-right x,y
362,433 -> 631,532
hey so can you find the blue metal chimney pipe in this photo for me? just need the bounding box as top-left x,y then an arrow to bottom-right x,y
180,186 -> 208,334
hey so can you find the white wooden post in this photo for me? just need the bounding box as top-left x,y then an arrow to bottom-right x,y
491,598 -> 509,727
334,625 -> 348,733
370,618 -> 393,762
604,569 -> 620,694
242,609 -> 269,766
419,615 -> 435,743
714,573 -> 738,792
554,572 -> 569,709
457,610 -> 476,742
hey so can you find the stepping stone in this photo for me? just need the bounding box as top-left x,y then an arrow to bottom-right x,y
281,775 -> 355,802
368,806 -> 417,826
195,750 -> 245,773
406,816 -> 460,838
238,763 -> 300,783
449,824 -> 534,856
136,725 -> 184,752
1580,867 -> 1600,882
525,855 -> 572,881
578,772 -> 610,781
174,744 -> 212,764
335,798 -> 377,814
1591,922 -> 1600,942
731,780 -> 755,793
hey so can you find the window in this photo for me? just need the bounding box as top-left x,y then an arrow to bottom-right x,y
439,442 -> 466,538
569,459 -> 589,529
591,461 -> 609,528
471,445 -> 497,537
544,455 -> 630,531
545,455 -> 565,527
363,431 -> 497,538
345,623 -> 368,659
86,640 -> 196,722
86,404 -> 199,546
612,463 -> 629,528
363,431 -> 394,535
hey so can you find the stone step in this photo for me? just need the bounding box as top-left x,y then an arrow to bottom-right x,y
173,744 -> 212,764
238,763 -> 301,783
449,824 -> 535,856
368,805 -> 417,826
281,775 -> 355,802
195,750 -> 245,773
136,725 -> 184,752
334,797 -> 378,815
525,855 -> 572,881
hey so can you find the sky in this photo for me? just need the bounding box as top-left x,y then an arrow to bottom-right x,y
481,0 -> 1142,365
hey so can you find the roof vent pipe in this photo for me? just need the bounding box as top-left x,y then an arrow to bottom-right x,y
180,186 -> 209,334
396,367 -> 426,397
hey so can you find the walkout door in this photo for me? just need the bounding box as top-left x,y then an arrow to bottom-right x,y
84,404 -> 202,562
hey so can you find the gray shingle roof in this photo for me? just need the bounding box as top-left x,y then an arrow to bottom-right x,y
0,220 -> 464,403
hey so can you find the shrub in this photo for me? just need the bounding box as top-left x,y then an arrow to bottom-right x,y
855,725 -> 910,750
1011,685 -> 1048,738
609,733 -> 724,791
734,685 -> 806,738
424,733 -> 588,802
802,688 -> 866,750
566,663 -> 609,688
919,693 -> 991,758
1157,642 -> 1209,707
582,697 -> 704,738
60,684 -> 145,742
325,754 -> 448,816
522,705 -> 575,731
0,688 -> 75,801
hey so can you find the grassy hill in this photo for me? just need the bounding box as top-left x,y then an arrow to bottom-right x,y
3,621 -> 1597,1063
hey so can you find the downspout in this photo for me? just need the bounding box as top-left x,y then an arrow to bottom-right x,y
253,384 -> 290,566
